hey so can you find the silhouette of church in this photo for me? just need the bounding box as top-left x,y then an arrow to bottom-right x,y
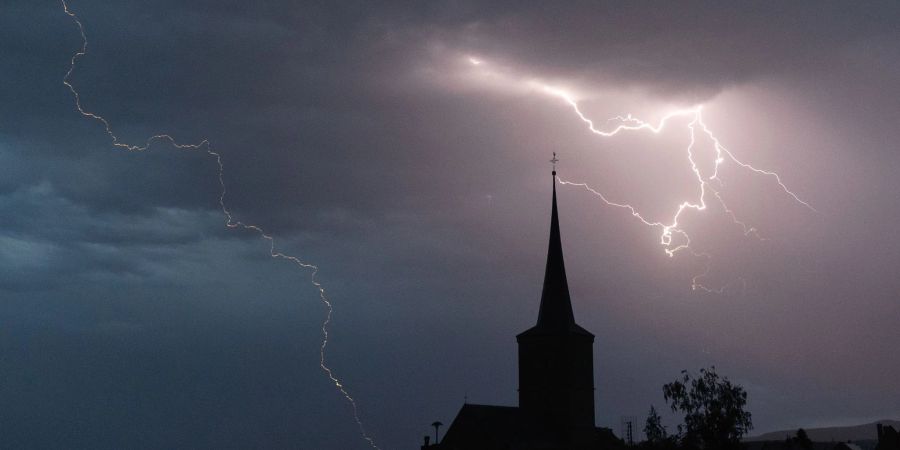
421,166 -> 623,450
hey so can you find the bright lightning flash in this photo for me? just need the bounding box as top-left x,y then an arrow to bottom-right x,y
465,56 -> 815,292
60,2 -> 380,448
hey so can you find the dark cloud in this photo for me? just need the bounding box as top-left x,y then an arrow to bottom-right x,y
420,1 -> 900,99
2,1 -> 900,448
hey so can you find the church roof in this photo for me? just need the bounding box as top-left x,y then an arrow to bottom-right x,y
518,170 -> 592,338
438,404 -> 555,449
437,404 -> 621,450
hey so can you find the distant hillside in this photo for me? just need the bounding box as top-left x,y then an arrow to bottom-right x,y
743,443 -> 863,450
746,419 -> 900,442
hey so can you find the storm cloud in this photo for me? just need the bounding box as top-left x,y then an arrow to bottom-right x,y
2,1 -> 900,448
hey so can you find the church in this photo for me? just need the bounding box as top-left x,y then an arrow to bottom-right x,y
421,165 -> 624,450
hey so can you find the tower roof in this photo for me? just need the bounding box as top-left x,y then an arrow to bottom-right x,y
519,169 -> 593,338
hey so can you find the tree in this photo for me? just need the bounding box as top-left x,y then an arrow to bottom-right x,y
794,428 -> 813,450
644,405 -> 668,444
641,405 -> 679,450
662,366 -> 753,450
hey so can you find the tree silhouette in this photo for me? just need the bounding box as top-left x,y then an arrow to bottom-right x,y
645,405 -> 668,443
794,428 -> 813,449
640,405 -> 679,449
662,366 -> 752,450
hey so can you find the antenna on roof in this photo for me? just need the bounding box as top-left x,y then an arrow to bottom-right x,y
621,415 -> 637,446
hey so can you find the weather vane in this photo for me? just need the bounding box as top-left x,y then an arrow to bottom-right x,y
550,152 -> 559,173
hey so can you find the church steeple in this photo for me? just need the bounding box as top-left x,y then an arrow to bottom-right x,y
535,167 -> 577,330
517,156 -> 596,435
526,158 -> 592,336
424,156 -> 600,449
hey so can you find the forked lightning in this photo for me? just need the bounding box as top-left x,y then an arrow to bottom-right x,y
59,2 -> 380,448
467,57 -> 814,292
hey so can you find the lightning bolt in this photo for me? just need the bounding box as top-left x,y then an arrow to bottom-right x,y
60,2 -> 380,448
467,57 -> 814,292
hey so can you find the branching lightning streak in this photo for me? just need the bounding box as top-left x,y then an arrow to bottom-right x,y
469,58 -> 813,292
60,2 -> 379,447
545,92 -> 811,291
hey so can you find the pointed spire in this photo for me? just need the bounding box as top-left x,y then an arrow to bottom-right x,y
535,164 -> 577,330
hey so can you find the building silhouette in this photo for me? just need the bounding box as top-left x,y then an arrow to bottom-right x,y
421,168 -> 623,450
877,424 -> 900,450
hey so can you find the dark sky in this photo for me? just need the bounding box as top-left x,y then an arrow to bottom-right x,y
3,1 -> 900,448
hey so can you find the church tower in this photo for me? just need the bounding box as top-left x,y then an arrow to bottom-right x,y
516,163 -> 596,439
421,159 -> 613,450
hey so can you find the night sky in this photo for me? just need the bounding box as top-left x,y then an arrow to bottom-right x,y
3,1 -> 900,449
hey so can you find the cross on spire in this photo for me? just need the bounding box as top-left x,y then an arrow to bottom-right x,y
550,152 -> 559,175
